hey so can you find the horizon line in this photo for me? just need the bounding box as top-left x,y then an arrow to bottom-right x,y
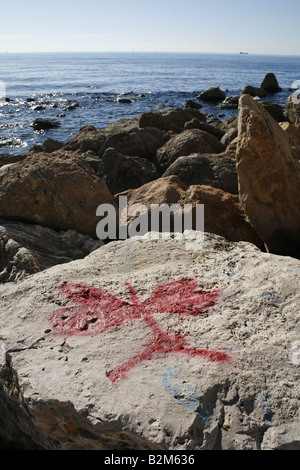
0,50 -> 299,57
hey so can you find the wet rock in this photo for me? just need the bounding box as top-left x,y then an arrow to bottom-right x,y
260,73 -> 282,93
241,86 -> 266,98
31,119 -> 61,131
236,94 -> 300,258
218,96 -> 239,109
184,100 -> 203,110
196,87 -> 226,102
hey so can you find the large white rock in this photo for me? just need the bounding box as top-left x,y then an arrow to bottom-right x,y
0,233 -> 299,450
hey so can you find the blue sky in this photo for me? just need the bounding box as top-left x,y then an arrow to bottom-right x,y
0,0 -> 299,55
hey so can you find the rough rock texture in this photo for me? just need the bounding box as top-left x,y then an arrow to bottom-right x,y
0,222 -> 103,283
0,154 -> 27,168
184,120 -> 225,141
157,130 -> 225,172
286,94 -> 300,125
138,108 -> 207,133
163,154 -> 238,194
116,176 -> 263,248
279,122 -> 300,160
236,94 -> 300,258
97,148 -> 159,195
64,121 -> 169,160
0,234 -> 299,450
0,151 -> 117,238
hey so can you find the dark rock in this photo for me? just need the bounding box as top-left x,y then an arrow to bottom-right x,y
28,138 -> 64,155
241,86 -> 266,98
184,119 -> 225,140
196,87 -> 226,102
0,154 -> 27,168
261,73 -> 282,93
220,128 -> 238,146
218,96 -> 239,109
31,119 -> 61,131
139,107 -> 206,133
260,101 -> 287,122
184,100 -> 203,110
162,153 -> 238,194
97,148 -> 159,195
157,129 -> 225,172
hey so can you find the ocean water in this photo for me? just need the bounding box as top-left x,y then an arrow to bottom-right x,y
0,52 -> 299,154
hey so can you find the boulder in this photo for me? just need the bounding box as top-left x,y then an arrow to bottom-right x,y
28,138 -> 64,155
220,128 -> 238,147
0,221 -> 103,283
260,101 -> 287,122
97,148 -> 159,195
279,122 -> 300,160
196,87 -> 226,102
286,94 -> 300,125
31,119 -> 61,131
162,154 -> 238,194
241,86 -> 266,98
157,129 -> 225,172
104,127 -> 168,160
218,96 -> 239,109
0,150 -> 117,238
64,122 -> 168,160
138,107 -> 207,133
0,233 -> 299,450
260,73 -> 282,93
236,94 -> 300,258
116,176 -> 262,248
184,100 -> 203,110
63,125 -> 108,155
184,120 -> 225,140
0,153 -> 26,168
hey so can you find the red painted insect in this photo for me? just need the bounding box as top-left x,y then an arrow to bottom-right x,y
50,278 -> 231,382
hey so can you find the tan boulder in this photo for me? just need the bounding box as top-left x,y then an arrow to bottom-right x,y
116,175 -> 263,248
236,94 -> 300,258
279,121 -> 300,161
0,150 -> 117,238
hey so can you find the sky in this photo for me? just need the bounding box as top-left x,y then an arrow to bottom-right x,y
0,0 -> 299,55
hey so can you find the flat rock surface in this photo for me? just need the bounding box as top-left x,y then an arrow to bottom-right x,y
0,233 -> 299,450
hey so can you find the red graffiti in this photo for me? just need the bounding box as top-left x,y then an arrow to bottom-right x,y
50,279 -> 230,382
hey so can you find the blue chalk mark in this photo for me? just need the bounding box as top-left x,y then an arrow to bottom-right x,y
160,367 -> 202,413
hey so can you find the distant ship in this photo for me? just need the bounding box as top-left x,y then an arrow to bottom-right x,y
240,52 -> 249,55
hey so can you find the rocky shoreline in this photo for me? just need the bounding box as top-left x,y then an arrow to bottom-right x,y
0,73 -> 299,450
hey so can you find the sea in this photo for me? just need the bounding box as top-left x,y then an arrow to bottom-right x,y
0,52 -> 299,155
